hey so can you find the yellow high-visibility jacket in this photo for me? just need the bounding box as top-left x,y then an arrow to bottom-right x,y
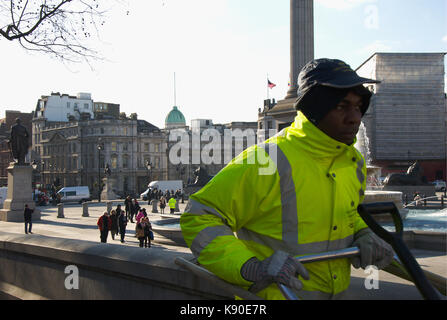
168,197 -> 177,209
180,111 -> 368,299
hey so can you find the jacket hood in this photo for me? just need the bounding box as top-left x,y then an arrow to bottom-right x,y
288,111 -> 358,159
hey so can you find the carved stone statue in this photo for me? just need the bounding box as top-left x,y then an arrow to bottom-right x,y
7,118 -> 30,164
383,161 -> 429,186
190,166 -> 213,187
104,164 -> 111,176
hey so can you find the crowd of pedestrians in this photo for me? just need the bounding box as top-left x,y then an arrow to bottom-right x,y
96,200 -> 153,247
145,188 -> 184,214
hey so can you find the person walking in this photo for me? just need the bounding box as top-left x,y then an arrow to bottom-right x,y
130,198 -> 140,223
23,204 -> 34,234
97,211 -> 112,243
118,209 -> 127,243
168,196 -> 176,214
142,216 -> 153,248
180,58 -> 393,300
136,208 -> 144,224
159,196 -> 166,214
124,196 -> 132,221
110,209 -> 119,240
135,221 -> 145,247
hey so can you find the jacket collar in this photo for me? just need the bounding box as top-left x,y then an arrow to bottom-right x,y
288,111 -> 357,158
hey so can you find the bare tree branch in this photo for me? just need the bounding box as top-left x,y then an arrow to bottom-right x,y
0,0 -> 127,65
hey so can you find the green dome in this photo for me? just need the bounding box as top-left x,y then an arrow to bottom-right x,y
165,106 -> 186,127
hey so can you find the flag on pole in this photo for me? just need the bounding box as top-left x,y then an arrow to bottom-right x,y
268,79 -> 276,89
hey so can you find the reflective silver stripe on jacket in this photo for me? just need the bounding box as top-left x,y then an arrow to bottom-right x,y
185,200 -> 233,257
184,198 -> 227,223
258,142 -> 299,246
190,225 -> 234,258
236,227 -> 353,256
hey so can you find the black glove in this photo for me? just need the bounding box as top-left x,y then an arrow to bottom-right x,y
240,251 -> 309,293
352,228 -> 394,269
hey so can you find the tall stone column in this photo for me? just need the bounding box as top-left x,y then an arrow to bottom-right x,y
285,0 -> 314,99
260,0 -> 315,132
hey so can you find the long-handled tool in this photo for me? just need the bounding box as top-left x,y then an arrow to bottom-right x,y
279,247 -> 361,300
357,201 -> 444,300
176,247 -> 361,300
177,202 -> 445,300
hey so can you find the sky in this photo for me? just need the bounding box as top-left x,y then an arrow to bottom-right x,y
1,0 -> 446,129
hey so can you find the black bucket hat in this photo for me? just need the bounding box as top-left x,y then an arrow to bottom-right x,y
293,59 -> 381,123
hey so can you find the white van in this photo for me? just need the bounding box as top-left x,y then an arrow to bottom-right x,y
57,186 -> 91,203
140,180 -> 183,200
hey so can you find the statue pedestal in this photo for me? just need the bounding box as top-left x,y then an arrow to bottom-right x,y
0,163 -> 41,222
101,177 -> 119,200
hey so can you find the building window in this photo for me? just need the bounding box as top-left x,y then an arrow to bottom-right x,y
100,128 -> 104,134
111,155 -> 118,169
84,103 -> 89,109
111,142 -> 117,152
123,154 -> 129,169
123,128 -> 128,135
155,143 -> 160,153
67,102 -> 70,108
144,143 -> 149,152
123,143 -> 128,152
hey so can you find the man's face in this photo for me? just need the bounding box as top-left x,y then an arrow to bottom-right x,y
316,91 -> 363,145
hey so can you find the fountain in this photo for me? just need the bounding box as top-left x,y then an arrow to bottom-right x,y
355,122 -> 409,221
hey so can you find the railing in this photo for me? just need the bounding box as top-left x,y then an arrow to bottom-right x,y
403,195 -> 446,208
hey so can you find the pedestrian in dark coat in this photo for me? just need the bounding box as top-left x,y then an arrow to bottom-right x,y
97,211 -> 111,243
124,196 -> 132,221
130,198 -> 140,223
118,210 -> 127,243
24,204 -> 34,234
110,209 -> 119,240
142,217 -> 153,248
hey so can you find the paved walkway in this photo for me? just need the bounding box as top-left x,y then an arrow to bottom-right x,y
0,199 -> 446,300
0,200 -> 191,253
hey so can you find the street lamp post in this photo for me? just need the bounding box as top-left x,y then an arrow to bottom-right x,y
41,161 -> 45,190
97,143 -> 103,202
145,159 -> 152,187
31,160 -> 38,199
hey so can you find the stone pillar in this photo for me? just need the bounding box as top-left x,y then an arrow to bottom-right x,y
82,202 -> 89,217
57,203 -> 64,218
101,177 -> 119,200
151,200 -> 159,213
175,199 -> 180,212
0,163 -> 41,222
285,0 -> 314,99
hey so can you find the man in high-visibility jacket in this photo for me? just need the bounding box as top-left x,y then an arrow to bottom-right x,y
180,58 -> 393,300
168,197 -> 177,214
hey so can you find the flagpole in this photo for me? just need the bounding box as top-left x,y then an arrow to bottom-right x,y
267,74 -> 269,100
174,72 -> 177,106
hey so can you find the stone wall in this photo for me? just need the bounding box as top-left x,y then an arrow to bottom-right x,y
0,232 -> 231,300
